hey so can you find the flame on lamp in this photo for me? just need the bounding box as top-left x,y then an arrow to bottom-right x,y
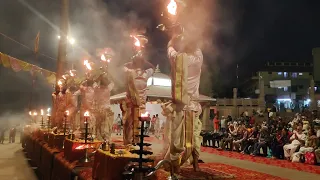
33,111 -> 38,116
41,109 -> 44,116
101,54 -> 106,61
84,111 -> 90,117
29,111 -> 32,116
58,80 -> 63,86
65,110 -> 70,116
167,0 -> 177,15
84,60 -> 92,70
130,35 -> 141,47
70,70 -> 74,77
141,111 -> 149,117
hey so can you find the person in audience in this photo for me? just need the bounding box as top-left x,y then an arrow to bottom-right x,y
220,116 -> 227,133
213,115 -> 219,133
219,124 -> 237,151
241,126 -> 259,154
252,126 -> 269,156
283,125 -> 306,161
0,127 -> 5,144
249,115 -> 255,127
271,127 -> 289,159
233,124 -> 248,152
291,128 -> 318,162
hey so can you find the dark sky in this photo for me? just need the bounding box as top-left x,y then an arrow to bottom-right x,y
1,0 -> 320,112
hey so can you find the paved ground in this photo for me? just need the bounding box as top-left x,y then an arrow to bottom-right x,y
1,134 -> 319,180
0,142 -> 37,180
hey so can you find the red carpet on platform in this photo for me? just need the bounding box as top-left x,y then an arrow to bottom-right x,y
156,163 -> 287,180
201,147 -> 320,174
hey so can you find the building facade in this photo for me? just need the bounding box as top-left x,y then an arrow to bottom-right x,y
248,62 -> 313,112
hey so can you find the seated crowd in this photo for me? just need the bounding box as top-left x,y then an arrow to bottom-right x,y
201,113 -> 320,165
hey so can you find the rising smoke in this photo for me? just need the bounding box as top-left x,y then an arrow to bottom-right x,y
0,0 -> 230,117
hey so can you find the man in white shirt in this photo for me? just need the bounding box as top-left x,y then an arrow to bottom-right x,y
283,125 -> 306,160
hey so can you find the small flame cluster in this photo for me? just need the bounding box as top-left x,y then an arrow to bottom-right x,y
29,108 -> 51,116
84,60 -> 92,71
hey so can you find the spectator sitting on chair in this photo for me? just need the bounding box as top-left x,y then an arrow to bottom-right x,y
271,127 -> 289,159
233,124 -> 248,152
291,128 -> 318,162
252,126 -> 269,156
283,125 -> 306,161
241,126 -> 259,154
219,124 -> 237,151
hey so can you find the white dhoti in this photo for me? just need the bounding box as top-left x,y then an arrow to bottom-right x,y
169,102 -> 202,166
292,147 -> 314,162
283,143 -> 300,158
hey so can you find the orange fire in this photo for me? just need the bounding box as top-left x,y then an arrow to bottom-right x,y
84,111 -> 90,117
65,110 -> 70,116
58,80 -> 63,86
69,70 -> 74,77
75,144 -> 94,150
141,111 -> 149,117
130,35 -> 141,47
84,60 -> 92,70
101,54 -> 106,61
41,109 -> 44,116
167,0 -> 177,15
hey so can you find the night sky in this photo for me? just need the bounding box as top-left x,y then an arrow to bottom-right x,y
1,0 -> 320,112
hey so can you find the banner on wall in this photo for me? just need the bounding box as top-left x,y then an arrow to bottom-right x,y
0,52 -> 56,84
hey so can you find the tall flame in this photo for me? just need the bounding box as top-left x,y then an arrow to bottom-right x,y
141,111 -> 149,117
167,0 -> 177,15
84,111 -> 90,117
41,109 -> 44,116
84,60 -> 92,70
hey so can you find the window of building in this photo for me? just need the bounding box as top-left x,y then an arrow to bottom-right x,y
291,72 -> 298,78
299,73 -> 303,76
278,72 -> 282,75
284,72 -> 288,78
283,87 -> 288,91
